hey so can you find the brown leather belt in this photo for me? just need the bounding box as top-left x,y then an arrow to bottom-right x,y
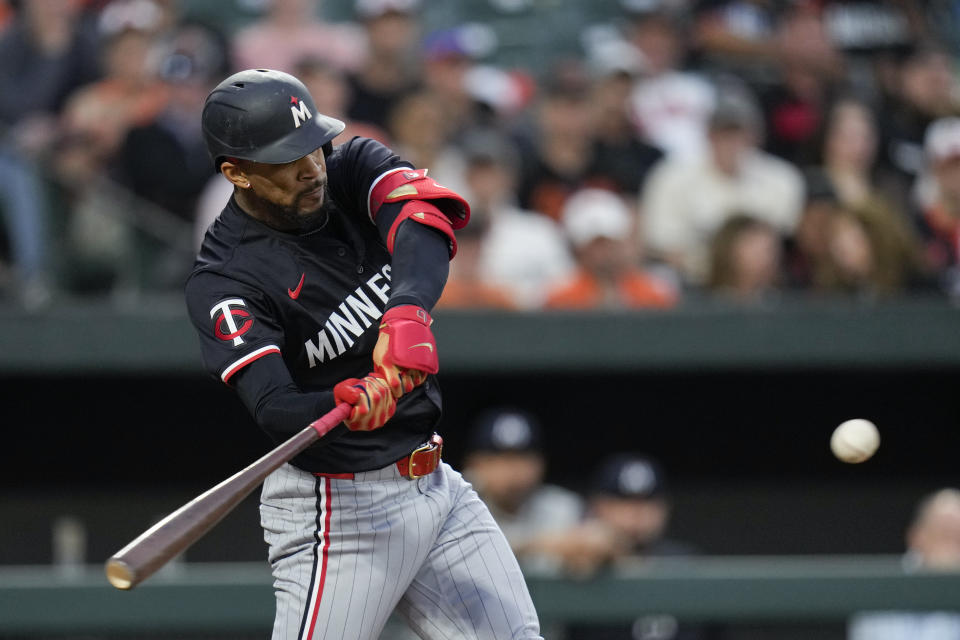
395,434 -> 443,479
313,434 -> 443,480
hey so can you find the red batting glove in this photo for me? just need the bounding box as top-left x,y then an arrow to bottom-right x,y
333,374 -> 397,431
373,305 -> 438,397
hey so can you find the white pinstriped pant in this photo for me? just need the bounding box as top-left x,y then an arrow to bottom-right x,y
261,461 -> 543,640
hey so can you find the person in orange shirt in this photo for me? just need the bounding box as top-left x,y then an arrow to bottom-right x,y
435,216 -> 517,310
545,188 -> 677,309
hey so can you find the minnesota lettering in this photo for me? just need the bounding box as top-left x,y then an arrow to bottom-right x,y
304,265 -> 391,367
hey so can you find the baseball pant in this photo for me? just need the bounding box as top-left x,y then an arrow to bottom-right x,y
261,460 -> 543,640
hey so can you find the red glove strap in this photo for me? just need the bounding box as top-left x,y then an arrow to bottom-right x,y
379,305 -> 439,374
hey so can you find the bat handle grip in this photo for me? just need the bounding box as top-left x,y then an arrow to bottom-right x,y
310,402 -> 352,437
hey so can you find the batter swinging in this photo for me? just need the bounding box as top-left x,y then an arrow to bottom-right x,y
185,69 -> 543,640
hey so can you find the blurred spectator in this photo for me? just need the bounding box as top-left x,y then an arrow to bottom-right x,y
461,408 -> 597,576
587,454 -> 694,557
119,23 -> 224,222
821,208 -> 886,295
807,206 -> 922,298
0,0 -> 100,129
59,24 -> 168,178
434,218 -> 516,310
690,0 -> 779,86
437,131 -> 571,310
877,43 -> 960,197
816,98 -> 925,295
626,6 -> 716,158
707,214 -> 782,302
421,25 -> 495,138
584,37 -> 665,197
849,488 -> 960,640
567,454 -> 703,640
462,64 -> 534,129
346,0 -> 422,131
821,0 -> 921,57
0,0 -> 100,304
516,61 -> 598,221
4,0 -> 958,306
435,144 -> 517,311
386,90 -> 466,194
914,117 -> 960,297
52,16 -> 167,295
642,88 -> 804,285
232,0 -> 364,74
97,0 -> 179,35
0,0 -> 12,30
762,3 -> 843,165
789,168 -> 917,297
820,98 -> 885,209
193,172 -> 232,250
546,188 -> 677,309
0,148 -> 48,304
296,56 -> 388,144
905,489 -> 960,570
785,168 -> 841,289
819,0 -> 923,105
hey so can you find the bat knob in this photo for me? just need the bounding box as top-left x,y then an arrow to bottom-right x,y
105,558 -> 135,590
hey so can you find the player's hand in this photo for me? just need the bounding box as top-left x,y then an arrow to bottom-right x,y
333,374 -> 397,431
397,368 -> 428,394
373,305 -> 437,397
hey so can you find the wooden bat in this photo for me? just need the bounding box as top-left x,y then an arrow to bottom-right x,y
104,402 -> 352,590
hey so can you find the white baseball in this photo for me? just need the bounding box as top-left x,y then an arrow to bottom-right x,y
830,418 -> 880,463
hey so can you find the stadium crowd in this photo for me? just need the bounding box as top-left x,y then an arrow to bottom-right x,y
1,0 -> 960,309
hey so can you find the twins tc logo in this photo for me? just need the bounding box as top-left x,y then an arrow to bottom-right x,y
210,298 -> 253,346
290,96 -> 312,128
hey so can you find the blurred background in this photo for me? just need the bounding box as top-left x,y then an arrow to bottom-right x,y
2,0 -> 960,638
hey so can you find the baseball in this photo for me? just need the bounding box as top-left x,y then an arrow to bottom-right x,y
830,418 -> 880,463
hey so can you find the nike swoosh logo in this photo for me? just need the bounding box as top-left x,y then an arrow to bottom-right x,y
288,273 -> 305,300
408,342 -> 434,352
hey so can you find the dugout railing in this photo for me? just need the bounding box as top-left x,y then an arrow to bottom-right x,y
2,556 -> 960,634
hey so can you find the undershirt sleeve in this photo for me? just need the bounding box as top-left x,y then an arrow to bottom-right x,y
374,201 -> 450,312
232,352 -> 347,445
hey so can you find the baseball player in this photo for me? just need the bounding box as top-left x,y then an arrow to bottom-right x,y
185,69 -> 543,640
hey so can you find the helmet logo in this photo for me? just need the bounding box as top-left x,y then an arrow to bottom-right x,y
290,96 -> 312,128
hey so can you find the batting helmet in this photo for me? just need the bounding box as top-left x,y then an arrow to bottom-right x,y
202,69 -> 345,172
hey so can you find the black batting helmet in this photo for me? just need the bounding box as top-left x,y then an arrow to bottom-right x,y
202,68 -> 345,172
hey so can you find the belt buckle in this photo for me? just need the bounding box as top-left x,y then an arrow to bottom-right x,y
406,434 -> 443,479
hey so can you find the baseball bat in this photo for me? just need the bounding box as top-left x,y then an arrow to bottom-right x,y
104,402 -> 352,590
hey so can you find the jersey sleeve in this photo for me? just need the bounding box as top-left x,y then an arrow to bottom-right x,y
185,270 -> 286,384
326,137 -> 412,222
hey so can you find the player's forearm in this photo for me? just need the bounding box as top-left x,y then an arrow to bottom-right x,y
386,220 -> 450,311
233,354 -> 338,441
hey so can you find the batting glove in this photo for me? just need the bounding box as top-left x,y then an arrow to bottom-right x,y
373,305 -> 438,397
333,374 -> 397,431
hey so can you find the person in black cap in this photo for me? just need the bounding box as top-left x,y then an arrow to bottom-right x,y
587,453 -> 693,557
463,407 -> 607,575
567,454 -> 705,640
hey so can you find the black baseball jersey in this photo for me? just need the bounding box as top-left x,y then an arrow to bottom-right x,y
185,137 -> 442,473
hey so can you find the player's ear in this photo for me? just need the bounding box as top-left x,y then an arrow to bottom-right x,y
221,161 -> 251,189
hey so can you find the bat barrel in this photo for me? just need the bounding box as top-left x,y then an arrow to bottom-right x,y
104,403 -> 351,590
105,558 -> 136,590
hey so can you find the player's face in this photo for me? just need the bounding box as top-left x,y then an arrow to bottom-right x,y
465,452 -> 544,511
229,148 -> 333,232
591,497 -> 669,547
